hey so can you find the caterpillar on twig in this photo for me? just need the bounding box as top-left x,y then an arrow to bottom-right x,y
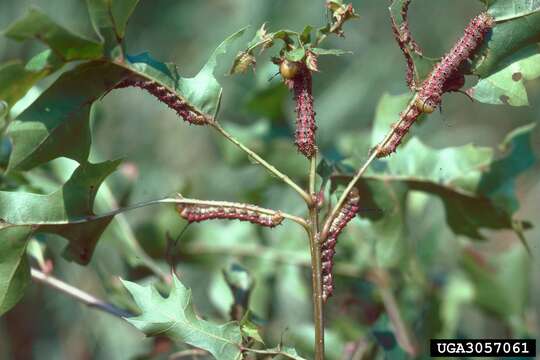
281,60 -> 317,158
115,77 -> 211,125
321,188 -> 360,302
176,201 -> 284,228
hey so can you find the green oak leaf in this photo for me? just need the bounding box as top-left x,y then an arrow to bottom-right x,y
0,160 -> 120,264
285,48 -> 306,62
341,93 -> 534,243
6,61 -> 129,171
239,312 -> 264,344
127,27 -> 247,119
0,226 -> 33,316
473,10 -> 540,77
86,0 -> 139,57
122,275 -> 243,360
6,29 -> 245,173
483,0 -> 540,21
4,8 -> 103,62
390,0 -> 540,82
0,61 -> 47,112
470,45 -> 540,105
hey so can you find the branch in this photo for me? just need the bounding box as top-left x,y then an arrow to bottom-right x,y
308,153 -> 325,360
321,97 -> 416,239
211,122 -> 312,204
30,268 -> 132,318
29,196 -> 309,230
369,269 -> 418,357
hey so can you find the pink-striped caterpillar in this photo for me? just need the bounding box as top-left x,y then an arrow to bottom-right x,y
377,12 -> 493,158
376,105 -> 421,158
176,202 -> 284,228
416,12 -> 493,113
321,188 -> 360,302
281,60 -> 317,158
115,77 -> 210,125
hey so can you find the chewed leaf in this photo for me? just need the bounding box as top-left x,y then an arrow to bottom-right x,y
472,10 -> 540,77
180,27 -> 247,117
350,93 -> 536,243
0,161 -> 120,264
4,8 -> 103,61
122,275 -> 243,360
469,46 -> 540,106
127,27 -> 246,118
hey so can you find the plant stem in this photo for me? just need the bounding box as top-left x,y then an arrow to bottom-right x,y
308,154 -> 325,360
32,196 -> 309,231
322,97 -> 416,238
371,269 -> 418,356
30,268 -> 131,318
212,122 -> 312,204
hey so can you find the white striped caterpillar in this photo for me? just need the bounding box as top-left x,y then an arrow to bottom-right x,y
321,188 -> 360,302
282,60 -> 317,158
176,201 -> 284,228
115,77 -> 210,125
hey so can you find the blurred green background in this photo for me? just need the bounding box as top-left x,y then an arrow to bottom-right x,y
1,0 -> 539,359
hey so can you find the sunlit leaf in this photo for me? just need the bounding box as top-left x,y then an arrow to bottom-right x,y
122,275 -> 243,360
485,0 -> 540,21
0,161 -> 120,264
339,93 -> 535,245
4,8 -> 103,61
127,28 -> 246,119
473,11 -> 540,77
0,226 -> 33,316
470,45 -> 540,105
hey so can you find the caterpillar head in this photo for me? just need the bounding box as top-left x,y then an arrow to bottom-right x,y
415,96 -> 438,114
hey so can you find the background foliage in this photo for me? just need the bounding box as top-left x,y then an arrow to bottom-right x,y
1,0 -> 539,359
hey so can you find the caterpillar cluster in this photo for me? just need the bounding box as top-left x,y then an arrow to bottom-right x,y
115,78 -> 210,125
281,60 -> 317,158
377,12 -> 493,158
176,202 -> 284,227
321,188 -> 360,302
416,12 -> 493,113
